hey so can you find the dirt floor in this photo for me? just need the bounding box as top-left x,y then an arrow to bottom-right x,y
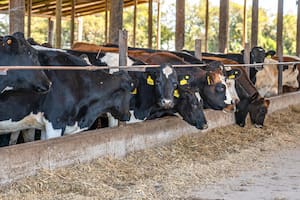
0,104 -> 299,200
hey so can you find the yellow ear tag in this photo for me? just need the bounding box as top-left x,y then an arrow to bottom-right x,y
180,79 -> 188,85
147,75 -> 154,85
185,75 -> 190,79
207,76 -> 211,85
7,39 -> 12,45
266,55 -> 271,58
228,74 -> 235,79
131,88 -> 137,94
173,89 -> 180,98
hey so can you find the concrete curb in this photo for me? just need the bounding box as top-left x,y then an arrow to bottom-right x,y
0,91 -> 299,184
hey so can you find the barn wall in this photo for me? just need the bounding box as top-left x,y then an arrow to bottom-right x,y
0,91 -> 300,184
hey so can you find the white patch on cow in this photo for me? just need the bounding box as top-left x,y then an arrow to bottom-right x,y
64,121 -> 88,135
42,118 -> 62,139
283,66 -> 299,88
224,66 -> 232,71
195,92 -> 202,102
126,110 -> 144,124
107,111 -> 144,127
0,70 -> 7,76
1,86 -> 13,94
225,79 -> 239,104
100,52 -> 135,74
162,65 -> 173,78
32,45 -> 66,52
219,74 -> 233,105
80,54 -> 92,65
0,112 -> 44,134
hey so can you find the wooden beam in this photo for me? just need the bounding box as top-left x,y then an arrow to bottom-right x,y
47,18 -> 54,46
9,0 -> 25,34
105,0 -> 109,44
251,0 -> 259,48
70,0 -> 75,47
297,0 -> 300,56
27,0 -> 32,38
205,0 -> 209,52
175,0 -> 185,51
156,0 -> 161,49
277,0 -> 283,94
148,0 -> 153,48
133,0 -> 137,47
242,0 -> 247,47
218,0 -> 229,53
109,0 -> 123,44
55,0 -> 62,48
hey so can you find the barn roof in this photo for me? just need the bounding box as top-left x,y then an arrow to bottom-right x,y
0,0 -> 150,18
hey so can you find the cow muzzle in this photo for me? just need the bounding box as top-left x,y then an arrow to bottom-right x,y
160,98 -> 174,109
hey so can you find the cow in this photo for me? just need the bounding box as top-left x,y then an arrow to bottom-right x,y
201,56 -> 270,128
0,32 -> 51,93
0,69 -> 135,146
255,58 -> 299,97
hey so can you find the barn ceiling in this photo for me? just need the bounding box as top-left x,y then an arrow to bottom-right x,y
0,0 -> 150,18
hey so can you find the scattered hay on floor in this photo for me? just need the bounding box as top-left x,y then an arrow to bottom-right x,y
0,104 -> 299,200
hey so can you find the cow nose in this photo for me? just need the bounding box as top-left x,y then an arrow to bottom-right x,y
161,99 -> 174,109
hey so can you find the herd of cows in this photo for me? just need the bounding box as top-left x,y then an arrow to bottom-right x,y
0,32 -> 299,147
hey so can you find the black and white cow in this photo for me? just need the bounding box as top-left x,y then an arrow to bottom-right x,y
0,69 -> 135,144
0,32 -> 51,93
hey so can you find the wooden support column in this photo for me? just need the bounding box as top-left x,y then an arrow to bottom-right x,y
218,0 -> 229,53
277,0 -> 283,95
148,0 -> 153,48
242,0 -> 247,47
109,0 -> 123,44
205,0 -> 209,52
133,0 -> 137,47
297,0 -> 300,56
156,0 -> 161,49
70,0 -> 75,47
48,18 -> 54,46
27,0 -> 32,38
55,0 -> 62,48
9,0 -> 25,34
78,17 -> 83,42
251,0 -> 259,48
175,0 -> 185,51
195,39 -> 202,60
119,30 -> 128,66
105,0 -> 109,44
243,43 -> 251,77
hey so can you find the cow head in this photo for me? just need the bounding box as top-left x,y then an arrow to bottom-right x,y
202,61 -> 241,112
175,86 -> 208,130
150,63 -> 178,109
109,70 -> 136,121
248,97 -> 270,128
0,32 -> 51,94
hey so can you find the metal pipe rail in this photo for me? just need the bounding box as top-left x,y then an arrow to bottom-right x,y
0,61 -> 300,71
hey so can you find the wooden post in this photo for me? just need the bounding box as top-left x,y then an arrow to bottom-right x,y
55,0 -> 62,48
297,0 -> 300,56
205,0 -> 209,52
243,43 -> 251,77
156,0 -> 161,49
175,0 -> 185,51
70,0 -> 75,47
242,0 -> 247,47
105,0 -> 109,44
9,0 -> 25,34
119,30 -> 128,66
251,0 -> 259,48
109,0 -> 123,44
218,0 -> 229,53
27,0 -> 32,38
195,39 -> 202,60
48,18 -> 54,46
77,17 -> 83,42
277,0 -> 284,95
148,0 -> 153,48
133,0 -> 137,47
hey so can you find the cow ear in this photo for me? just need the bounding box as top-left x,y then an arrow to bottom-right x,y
266,50 -> 276,57
226,69 -> 241,80
264,99 -> 270,108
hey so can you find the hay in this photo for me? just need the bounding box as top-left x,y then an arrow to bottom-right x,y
0,104 -> 300,199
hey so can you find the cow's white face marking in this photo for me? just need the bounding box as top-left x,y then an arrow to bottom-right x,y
225,79 -> 239,104
1,86 -> 13,93
0,112 -> 44,134
162,65 -> 173,78
219,74 -> 233,105
100,52 -> 135,74
195,92 -> 201,102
